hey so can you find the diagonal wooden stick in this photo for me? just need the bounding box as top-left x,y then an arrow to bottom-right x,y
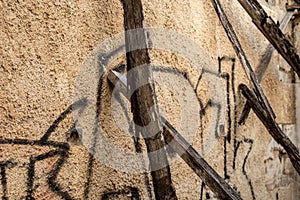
239,84 -> 300,175
212,0 -> 275,120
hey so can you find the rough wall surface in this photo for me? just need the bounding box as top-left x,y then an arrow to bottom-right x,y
0,0 -> 299,199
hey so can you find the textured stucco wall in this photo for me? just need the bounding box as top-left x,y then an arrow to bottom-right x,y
0,0 -> 299,199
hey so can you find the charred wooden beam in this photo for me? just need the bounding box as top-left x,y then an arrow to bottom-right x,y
212,0 -> 275,120
107,70 -> 242,200
121,1 -> 177,199
239,84 -> 300,175
239,11 -> 296,125
237,0 -> 300,78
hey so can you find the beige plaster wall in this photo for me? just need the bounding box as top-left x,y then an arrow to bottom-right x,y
0,0 -> 299,199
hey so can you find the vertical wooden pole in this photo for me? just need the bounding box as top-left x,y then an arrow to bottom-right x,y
121,0 -> 178,199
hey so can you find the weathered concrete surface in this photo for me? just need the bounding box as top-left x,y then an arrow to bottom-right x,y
0,0 -> 299,199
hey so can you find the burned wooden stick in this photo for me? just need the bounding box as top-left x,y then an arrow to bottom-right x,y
108,70 -> 242,200
212,0 -> 275,120
239,84 -> 300,175
237,0 -> 300,78
239,10 -> 297,125
121,1 -> 177,199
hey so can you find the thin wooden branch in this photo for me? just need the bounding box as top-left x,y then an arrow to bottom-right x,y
237,0 -> 300,78
239,84 -> 300,175
121,1 -> 177,199
212,0 -> 275,121
108,70 -> 242,200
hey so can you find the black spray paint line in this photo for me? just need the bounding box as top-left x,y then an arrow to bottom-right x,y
218,56 -> 236,143
40,98 -> 87,143
199,182 -> 215,200
0,160 -> 16,200
189,67 -> 205,154
222,72 -> 231,142
82,49 -> 119,199
83,73 -> 104,200
196,68 -> 223,140
83,154 -> 94,200
0,165 -> 8,200
48,150 -> 71,200
223,138 -> 230,180
231,138 -> 255,200
242,138 -> 255,200
195,68 -> 223,160
0,139 -> 69,151
232,141 -> 241,170
219,57 -> 232,180
199,182 -> 216,200
27,157 -> 35,199
230,59 -> 239,170
199,182 -> 205,200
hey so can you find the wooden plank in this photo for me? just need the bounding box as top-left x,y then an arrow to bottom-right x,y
107,70 -> 242,200
239,84 -> 300,175
121,1 -> 178,199
237,0 -> 300,78
211,0 -> 276,121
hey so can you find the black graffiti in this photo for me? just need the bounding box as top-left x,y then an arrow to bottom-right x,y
0,51 -> 258,200
199,56 -> 256,200
152,66 -> 223,150
0,99 -> 87,200
220,56 -> 255,199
